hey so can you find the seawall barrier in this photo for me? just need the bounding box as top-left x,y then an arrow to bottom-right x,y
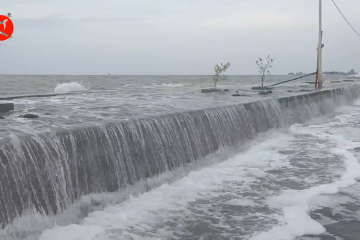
0,85 -> 359,227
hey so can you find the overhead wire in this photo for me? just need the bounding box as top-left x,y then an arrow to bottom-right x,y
266,72 -> 317,88
331,0 -> 360,38
266,1 -> 358,89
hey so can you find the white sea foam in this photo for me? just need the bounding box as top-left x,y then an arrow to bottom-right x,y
226,198 -> 258,207
38,105 -> 360,240
54,82 -> 88,94
124,83 -> 186,88
159,83 -> 184,87
8,99 -> 360,240
40,225 -> 104,240
123,83 -> 141,88
39,133 -> 291,240
250,117 -> 360,240
144,83 -> 187,88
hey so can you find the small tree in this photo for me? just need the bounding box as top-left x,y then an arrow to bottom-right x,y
213,62 -> 230,90
256,55 -> 274,88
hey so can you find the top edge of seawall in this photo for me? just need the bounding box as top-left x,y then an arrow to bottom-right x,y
0,84 -> 358,143
143,84 -> 360,121
0,92 -> 78,101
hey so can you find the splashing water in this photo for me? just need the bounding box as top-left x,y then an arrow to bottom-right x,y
144,83 -> 188,88
0,87 -> 360,240
37,101 -> 360,240
158,83 -> 185,87
54,82 -> 88,94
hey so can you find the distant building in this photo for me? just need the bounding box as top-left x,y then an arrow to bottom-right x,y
288,72 -> 306,75
323,71 -> 346,75
348,69 -> 356,75
322,70 -> 358,75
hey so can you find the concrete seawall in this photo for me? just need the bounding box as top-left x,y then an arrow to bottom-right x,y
0,85 -> 359,227
0,102 -> 14,113
0,92 -> 77,101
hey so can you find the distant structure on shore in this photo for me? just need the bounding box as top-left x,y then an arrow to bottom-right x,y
288,72 -> 307,75
288,69 -> 358,75
323,69 -> 358,75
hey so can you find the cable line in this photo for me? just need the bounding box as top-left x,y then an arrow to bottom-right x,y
331,0 -> 360,38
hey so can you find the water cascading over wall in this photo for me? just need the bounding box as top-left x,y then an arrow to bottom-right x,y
0,86 -> 359,227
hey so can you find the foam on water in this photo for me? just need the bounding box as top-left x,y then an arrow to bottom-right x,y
1,93 -> 360,240
250,103 -> 360,240
225,199 -> 258,207
158,83 -> 185,87
38,133 -> 290,240
123,83 -> 187,89
35,100 -> 360,240
54,82 -> 88,93
144,83 -> 187,88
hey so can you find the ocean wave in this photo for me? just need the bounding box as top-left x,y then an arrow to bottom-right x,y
144,83 -> 188,88
158,83 -> 185,87
250,111 -> 360,240
54,82 -> 88,94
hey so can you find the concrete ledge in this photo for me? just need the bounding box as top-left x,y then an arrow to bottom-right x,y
201,88 -> 229,93
0,92 -> 77,100
0,102 -> 14,113
252,86 -> 272,90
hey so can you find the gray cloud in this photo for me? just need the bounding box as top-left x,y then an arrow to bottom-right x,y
1,0 -> 360,75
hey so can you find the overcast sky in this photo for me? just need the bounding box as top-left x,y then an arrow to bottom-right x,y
1,0 -> 359,75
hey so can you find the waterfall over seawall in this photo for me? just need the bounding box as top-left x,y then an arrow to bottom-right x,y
0,86 -> 359,228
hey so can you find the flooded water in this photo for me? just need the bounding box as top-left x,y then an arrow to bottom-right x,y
1,74 -> 360,240
34,99 -> 360,240
0,74 -> 356,138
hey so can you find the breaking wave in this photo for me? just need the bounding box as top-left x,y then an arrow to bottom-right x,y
54,82 -> 88,94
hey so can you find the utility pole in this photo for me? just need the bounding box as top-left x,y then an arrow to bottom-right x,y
315,0 -> 323,89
